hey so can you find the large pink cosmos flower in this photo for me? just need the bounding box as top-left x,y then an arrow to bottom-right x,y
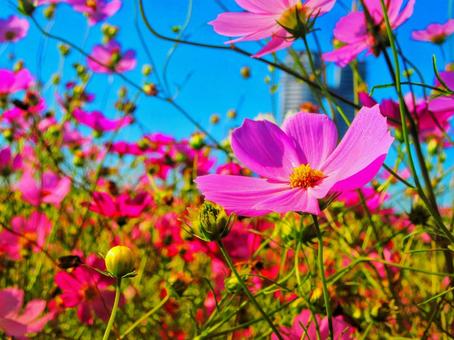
16,170 -> 71,207
412,19 -> 454,44
272,309 -> 354,339
196,105 -> 393,216
323,0 -> 415,67
55,254 -> 123,325
67,0 -> 121,25
0,16 -> 29,43
0,69 -> 33,96
210,0 -> 336,58
73,108 -> 133,132
85,191 -> 152,219
0,288 -> 51,338
87,40 -> 136,73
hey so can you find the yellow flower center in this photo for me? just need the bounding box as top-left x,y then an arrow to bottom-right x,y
289,164 -> 324,189
86,0 -> 97,10
278,2 -> 306,31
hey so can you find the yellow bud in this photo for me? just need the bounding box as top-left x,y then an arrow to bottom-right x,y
105,246 -> 135,278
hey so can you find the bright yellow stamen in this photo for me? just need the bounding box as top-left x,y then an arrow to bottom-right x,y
278,2 -> 306,31
289,164 -> 324,189
86,0 -> 97,9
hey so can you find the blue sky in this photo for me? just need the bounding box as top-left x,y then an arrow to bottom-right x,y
1,0 -> 453,143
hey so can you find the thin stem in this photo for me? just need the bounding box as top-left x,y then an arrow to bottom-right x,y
216,240 -> 283,340
120,294 -> 170,339
312,214 -> 333,339
102,278 -> 122,340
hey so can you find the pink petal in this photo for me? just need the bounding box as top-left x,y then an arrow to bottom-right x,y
231,118 -> 302,180
195,175 -> 290,216
0,289 -> 23,317
304,0 -> 336,15
393,0 -> 415,27
0,317 -> 27,337
253,29 -> 294,57
210,12 -> 277,38
15,300 -> 46,324
333,11 -> 368,43
322,41 -> 369,67
235,0 -> 288,14
282,112 -> 338,169
320,105 -> 393,192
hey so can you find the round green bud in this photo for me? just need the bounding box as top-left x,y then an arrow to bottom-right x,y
105,246 -> 135,278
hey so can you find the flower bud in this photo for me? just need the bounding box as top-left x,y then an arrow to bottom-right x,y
240,66 -> 251,79
189,133 -> 205,150
199,202 -> 234,241
105,246 -> 135,278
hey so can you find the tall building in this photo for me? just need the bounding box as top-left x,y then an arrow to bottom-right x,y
279,52 -> 366,136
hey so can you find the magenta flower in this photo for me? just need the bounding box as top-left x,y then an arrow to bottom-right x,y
87,40 -> 136,73
0,288 -> 52,338
67,0 -> 121,25
272,309 -> 354,339
55,254 -> 123,325
196,105 -> 393,216
15,170 -> 71,207
73,108 -> 133,132
323,0 -> 415,67
412,19 -> 454,44
0,147 -> 22,176
85,191 -> 152,219
0,69 -> 33,96
209,0 -> 336,57
0,212 -> 52,260
0,16 -> 29,43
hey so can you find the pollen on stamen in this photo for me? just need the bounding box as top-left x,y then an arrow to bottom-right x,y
289,164 -> 325,189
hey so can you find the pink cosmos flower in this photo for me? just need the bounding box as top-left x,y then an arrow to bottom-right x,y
0,69 -> 33,95
15,170 -> 71,207
85,191 -> 152,219
273,309 -> 354,339
0,16 -> 29,43
210,0 -> 336,57
338,186 -> 389,212
0,212 -> 52,260
196,105 -> 393,216
429,71 -> 454,129
55,254 -> 123,325
0,288 -> 52,338
67,0 -> 121,25
323,0 -> 415,67
412,19 -> 454,44
87,40 -> 136,73
73,108 -> 133,132
109,141 -> 142,156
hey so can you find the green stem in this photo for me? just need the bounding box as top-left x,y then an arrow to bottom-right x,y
102,278 -> 122,340
216,240 -> 283,340
120,294 -> 169,338
312,215 -> 333,339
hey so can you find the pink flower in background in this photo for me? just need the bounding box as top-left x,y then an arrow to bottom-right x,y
196,105 -> 393,216
67,0 -> 121,25
16,171 -> 71,207
0,147 -> 22,176
0,288 -> 51,338
109,141 -> 142,156
85,191 -> 152,219
87,40 -> 136,73
429,71 -> 454,128
0,69 -> 33,95
323,0 -> 415,67
412,19 -> 454,44
273,309 -> 354,339
73,108 -> 133,132
0,16 -> 29,42
0,212 -> 52,260
55,254 -> 122,325
210,0 -> 336,57
338,186 -> 389,212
